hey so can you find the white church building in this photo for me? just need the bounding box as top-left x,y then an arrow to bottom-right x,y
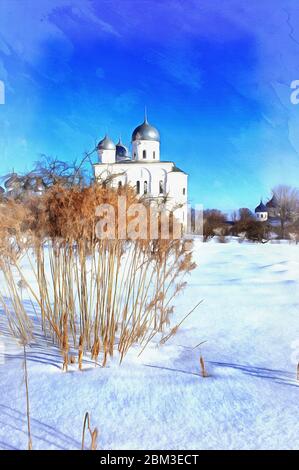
94,116 -> 188,230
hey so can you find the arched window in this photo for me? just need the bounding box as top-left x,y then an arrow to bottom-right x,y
136,180 -> 140,194
143,150 -> 146,159
153,151 -> 156,159
118,181 -> 122,188
159,180 -> 164,194
134,152 -> 136,159
144,181 -> 148,194
183,188 -> 186,195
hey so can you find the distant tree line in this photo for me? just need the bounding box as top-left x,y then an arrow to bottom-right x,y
201,185 -> 299,243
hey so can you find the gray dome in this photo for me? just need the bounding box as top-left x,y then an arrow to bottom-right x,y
132,118 -> 160,142
116,139 -> 129,159
97,135 -> 116,150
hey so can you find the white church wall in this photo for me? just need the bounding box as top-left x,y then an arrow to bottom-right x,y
94,161 -> 188,229
95,162 -> 173,196
167,171 -> 188,228
167,172 -> 187,202
98,148 -> 116,164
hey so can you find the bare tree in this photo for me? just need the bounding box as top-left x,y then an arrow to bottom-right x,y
1,149 -> 97,200
238,208 -> 254,222
272,185 -> 299,238
32,154 -> 91,188
203,209 -> 227,241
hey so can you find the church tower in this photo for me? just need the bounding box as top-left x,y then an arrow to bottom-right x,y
255,200 -> 268,221
131,114 -> 160,162
97,135 -> 116,164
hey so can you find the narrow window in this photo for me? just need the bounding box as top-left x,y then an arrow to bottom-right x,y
134,152 -> 136,159
144,181 -> 148,194
118,181 -> 122,188
136,180 -> 140,194
183,188 -> 186,195
159,180 -> 164,194
143,150 -> 146,159
153,151 -> 156,159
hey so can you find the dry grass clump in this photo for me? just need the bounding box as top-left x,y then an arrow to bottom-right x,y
0,183 -> 197,368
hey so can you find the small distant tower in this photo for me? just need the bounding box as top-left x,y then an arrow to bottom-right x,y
266,194 -> 279,218
255,200 -> 268,222
97,135 -> 116,163
131,112 -> 160,162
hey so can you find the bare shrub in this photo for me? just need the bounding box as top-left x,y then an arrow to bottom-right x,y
203,209 -> 227,241
232,208 -> 270,242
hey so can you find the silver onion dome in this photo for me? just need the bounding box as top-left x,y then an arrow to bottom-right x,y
97,135 -> 116,150
132,118 -> 160,142
116,138 -> 129,159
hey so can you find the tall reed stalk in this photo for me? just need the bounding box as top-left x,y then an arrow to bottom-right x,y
23,344 -> 33,450
0,257 -> 33,449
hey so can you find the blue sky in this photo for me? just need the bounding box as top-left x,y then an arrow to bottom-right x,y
1,0 -> 299,211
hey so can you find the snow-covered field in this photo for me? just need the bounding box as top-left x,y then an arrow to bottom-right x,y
0,240 -> 299,450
